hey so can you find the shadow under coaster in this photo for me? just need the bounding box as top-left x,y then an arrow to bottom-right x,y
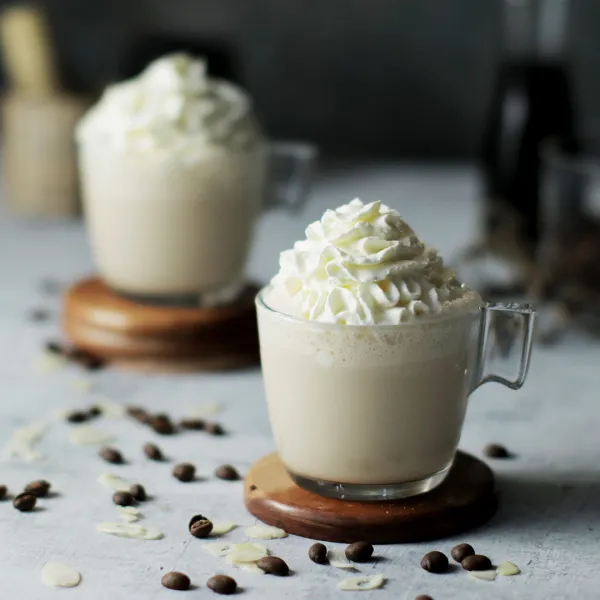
63,277 -> 260,372
244,452 -> 497,544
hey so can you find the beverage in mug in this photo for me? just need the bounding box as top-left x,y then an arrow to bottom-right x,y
76,53 -> 316,305
257,199 -> 534,500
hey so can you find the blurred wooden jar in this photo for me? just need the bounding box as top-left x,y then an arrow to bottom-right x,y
1,92 -> 89,217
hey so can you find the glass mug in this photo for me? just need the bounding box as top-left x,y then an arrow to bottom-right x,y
256,289 -> 535,501
78,141 -> 317,306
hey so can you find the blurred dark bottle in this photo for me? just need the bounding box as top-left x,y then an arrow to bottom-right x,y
481,0 -> 578,254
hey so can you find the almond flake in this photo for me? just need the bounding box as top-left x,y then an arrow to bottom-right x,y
210,521 -> 238,536
469,570 -> 497,582
337,574 -> 386,591
226,543 -> 269,563
497,561 -> 521,576
328,549 -> 358,571
117,506 -> 141,523
69,426 -> 115,446
41,562 -> 81,588
97,473 -> 130,492
244,525 -> 287,540
202,542 -> 234,557
96,522 -> 163,540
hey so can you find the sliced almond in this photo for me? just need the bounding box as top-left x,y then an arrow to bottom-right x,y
34,351 -> 66,373
337,574 -> 386,591
3,421 -> 47,461
210,521 -> 238,536
71,379 -> 94,393
185,402 -> 223,418
97,473 -> 130,492
96,522 -> 163,540
41,562 -> 81,588
69,426 -> 115,446
244,525 -> 287,540
469,570 -> 497,582
328,549 -> 358,571
497,561 -> 521,576
95,399 -> 125,418
202,542 -> 234,557
117,506 -> 141,523
226,543 -> 269,563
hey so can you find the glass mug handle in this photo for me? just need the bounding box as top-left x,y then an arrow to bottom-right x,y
472,302 -> 536,391
264,141 -> 318,211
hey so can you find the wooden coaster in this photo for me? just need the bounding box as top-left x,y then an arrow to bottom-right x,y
62,277 -> 260,372
244,452 -> 497,544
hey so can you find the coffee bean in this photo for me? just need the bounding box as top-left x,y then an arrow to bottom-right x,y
173,463 -> 195,482
461,554 -> 492,571
143,443 -> 164,461
207,575 -> 237,595
45,340 -> 65,355
415,596 -> 434,600
189,514 -> 213,538
88,405 -> 102,418
308,542 -> 328,564
28,308 -> 51,322
24,480 -> 51,498
205,422 -> 225,435
13,493 -> 36,512
257,556 -> 289,576
451,543 -> 475,563
345,541 -> 374,563
151,414 -> 176,435
483,443 -> 510,458
112,491 -> 136,507
70,349 -> 105,371
161,571 -> 190,591
127,406 -> 150,424
180,418 -> 205,431
0,485 -> 7,500
130,484 -> 147,502
99,447 -> 124,464
214,464 -> 240,481
420,551 -> 448,573
66,410 -> 90,424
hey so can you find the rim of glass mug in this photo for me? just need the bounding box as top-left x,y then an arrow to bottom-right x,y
256,286 -> 536,391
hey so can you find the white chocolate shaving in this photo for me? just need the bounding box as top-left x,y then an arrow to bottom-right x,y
97,473 -> 131,492
41,562 -> 81,587
210,521 -> 238,536
117,506 -> 141,523
34,351 -> 66,373
69,426 -> 115,446
96,522 -> 163,540
244,525 -> 287,540
497,561 -> 520,576
328,549 -> 358,571
186,402 -> 223,418
337,574 -> 386,591
3,421 -> 47,461
469,570 -> 497,581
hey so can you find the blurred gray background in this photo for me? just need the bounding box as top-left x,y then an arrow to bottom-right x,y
31,0 -> 600,158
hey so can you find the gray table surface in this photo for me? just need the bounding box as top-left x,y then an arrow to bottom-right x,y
0,164 -> 598,600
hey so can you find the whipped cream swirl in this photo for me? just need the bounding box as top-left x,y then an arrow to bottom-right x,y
76,53 -> 262,161
270,199 -> 475,325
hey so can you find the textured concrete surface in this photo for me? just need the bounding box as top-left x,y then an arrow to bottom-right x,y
0,164 -> 597,599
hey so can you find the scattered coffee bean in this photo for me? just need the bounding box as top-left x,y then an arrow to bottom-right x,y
88,405 -> 102,418
130,484 -> 147,502
180,418 -> 205,431
257,556 -> 290,576
112,491 -> 136,507
127,406 -> 150,424
0,485 -> 7,500
45,340 -> 65,355
99,447 -> 124,464
420,551 -> 448,573
207,574 -> 237,595
28,308 -> 51,322
143,443 -> 164,461
345,541 -> 374,563
451,543 -> 475,563
24,480 -> 51,498
214,464 -> 240,481
308,542 -> 328,564
173,463 -> 195,482
151,414 -> 176,435
461,554 -> 492,571
70,348 -> 105,371
415,596 -> 434,600
66,410 -> 90,424
483,443 -> 510,458
205,422 -> 225,436
189,514 -> 213,538
13,493 -> 37,512
161,571 -> 190,591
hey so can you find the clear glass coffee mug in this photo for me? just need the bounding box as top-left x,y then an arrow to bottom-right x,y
256,290 -> 535,501
78,140 -> 317,307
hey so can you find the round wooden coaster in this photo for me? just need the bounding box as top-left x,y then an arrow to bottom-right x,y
244,452 -> 497,544
62,277 -> 260,372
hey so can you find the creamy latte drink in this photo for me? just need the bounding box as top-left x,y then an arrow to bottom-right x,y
76,54 -> 265,303
257,199 -> 484,498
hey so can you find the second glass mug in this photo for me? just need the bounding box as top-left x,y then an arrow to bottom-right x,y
78,141 -> 317,306
256,291 -> 535,501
